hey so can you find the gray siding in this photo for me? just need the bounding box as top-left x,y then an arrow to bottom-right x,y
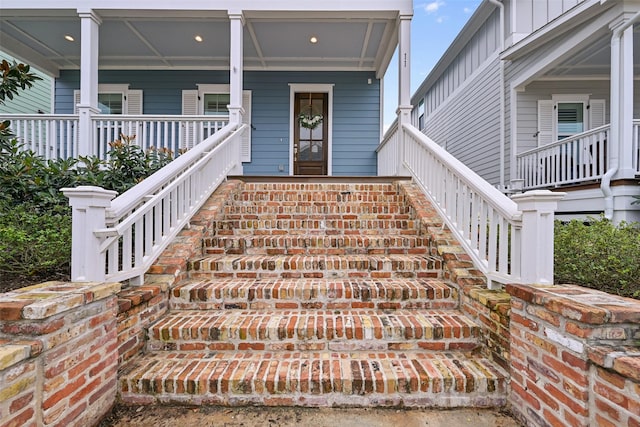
0,51 -> 52,114
55,70 -> 380,176
513,0 -> 585,35
423,59 -> 502,185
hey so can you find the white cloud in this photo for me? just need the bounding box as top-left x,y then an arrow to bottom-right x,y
436,16 -> 444,24
463,7 -> 472,14
423,1 -> 445,14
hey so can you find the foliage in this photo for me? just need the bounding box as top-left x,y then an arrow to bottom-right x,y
0,60 -> 41,103
555,217 -> 640,298
0,202 -> 71,278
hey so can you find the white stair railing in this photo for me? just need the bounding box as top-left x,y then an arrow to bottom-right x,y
380,123 -> 564,287
63,122 -> 245,285
516,125 -> 609,189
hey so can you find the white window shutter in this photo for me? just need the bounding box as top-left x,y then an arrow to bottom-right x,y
537,100 -> 554,146
182,90 -> 199,115
73,90 -> 81,114
126,90 -> 143,115
241,90 -> 252,162
181,90 -> 199,149
589,99 -> 606,129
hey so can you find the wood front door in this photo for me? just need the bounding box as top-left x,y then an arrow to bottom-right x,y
294,92 -> 328,175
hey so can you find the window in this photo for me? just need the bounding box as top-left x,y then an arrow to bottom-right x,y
98,93 -> 123,114
203,93 -> 230,116
556,102 -> 584,139
418,99 -> 425,130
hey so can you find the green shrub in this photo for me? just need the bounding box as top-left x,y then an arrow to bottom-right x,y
555,217 -> 640,298
0,203 -> 71,279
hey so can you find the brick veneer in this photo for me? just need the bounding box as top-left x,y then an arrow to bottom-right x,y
507,283 -> 640,427
0,281 -> 120,427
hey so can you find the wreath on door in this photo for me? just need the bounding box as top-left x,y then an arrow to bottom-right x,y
298,101 -> 323,130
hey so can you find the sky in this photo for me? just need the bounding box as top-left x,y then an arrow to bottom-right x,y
383,0 -> 482,130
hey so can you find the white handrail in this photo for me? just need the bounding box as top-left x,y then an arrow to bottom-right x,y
64,122 -> 245,285
516,125 -> 609,189
377,121 -> 400,176
399,123 -> 563,287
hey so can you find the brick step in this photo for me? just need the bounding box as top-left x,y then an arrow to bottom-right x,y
170,278 -> 458,311
224,202 -> 411,216
233,186 -> 406,204
118,351 -> 508,407
188,255 -> 442,280
210,218 -> 423,235
203,235 -> 430,256
146,309 -> 480,353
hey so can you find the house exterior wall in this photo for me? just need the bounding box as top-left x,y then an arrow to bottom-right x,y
511,0 -> 588,40
0,51 -> 52,114
515,80 -> 612,154
422,58 -> 502,186
55,70 -> 380,176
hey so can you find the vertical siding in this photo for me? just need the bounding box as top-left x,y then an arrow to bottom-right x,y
513,0 -> 585,35
55,70 -> 380,176
423,59 -> 502,185
0,51 -> 52,114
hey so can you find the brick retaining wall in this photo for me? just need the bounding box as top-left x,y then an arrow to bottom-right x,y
507,283 -> 640,427
0,282 -> 120,427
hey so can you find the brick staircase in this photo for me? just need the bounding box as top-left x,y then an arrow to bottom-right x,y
118,179 -> 508,408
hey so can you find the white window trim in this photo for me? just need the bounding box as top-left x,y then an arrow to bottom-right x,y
551,94 -> 589,141
288,83 -> 334,176
196,84 -> 230,116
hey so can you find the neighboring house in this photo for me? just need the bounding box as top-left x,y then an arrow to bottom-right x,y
0,51 -> 52,114
410,0 -> 640,223
0,1 -> 413,174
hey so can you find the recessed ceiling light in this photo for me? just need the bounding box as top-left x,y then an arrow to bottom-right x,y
194,35 -> 203,42
309,36 -> 318,44
64,34 -> 75,42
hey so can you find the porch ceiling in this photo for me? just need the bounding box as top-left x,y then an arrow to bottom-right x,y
542,30 -> 640,78
0,8 -> 400,77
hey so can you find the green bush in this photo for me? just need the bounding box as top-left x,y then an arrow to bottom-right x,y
0,134 -> 174,288
555,217 -> 640,298
0,203 -> 71,278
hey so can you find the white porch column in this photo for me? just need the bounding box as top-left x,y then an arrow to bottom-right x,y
228,11 -> 245,125
397,14 -> 412,175
77,10 -> 101,157
614,22 -> 635,178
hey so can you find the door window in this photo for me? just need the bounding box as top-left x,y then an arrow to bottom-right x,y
557,102 -> 584,139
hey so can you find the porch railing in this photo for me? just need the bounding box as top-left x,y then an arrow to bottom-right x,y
516,125 -> 609,189
3,114 -> 79,159
1,114 -> 229,160
63,122 -> 245,284
378,123 -> 563,287
92,115 -> 229,159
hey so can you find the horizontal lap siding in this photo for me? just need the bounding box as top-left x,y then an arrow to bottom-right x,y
0,51 -> 52,114
423,59 -> 502,185
55,70 -> 380,176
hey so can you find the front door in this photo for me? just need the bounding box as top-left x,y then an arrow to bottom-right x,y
294,92 -> 328,175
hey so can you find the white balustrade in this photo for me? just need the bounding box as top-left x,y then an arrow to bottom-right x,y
1,114 -> 229,160
395,124 -> 563,287
377,122 -> 400,176
516,126 -> 609,190
63,122 -> 245,284
2,115 -> 79,159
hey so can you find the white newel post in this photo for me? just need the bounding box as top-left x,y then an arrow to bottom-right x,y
512,190 -> 565,285
228,11 -> 245,174
77,10 -> 101,157
62,186 -> 117,282
397,14 -> 413,176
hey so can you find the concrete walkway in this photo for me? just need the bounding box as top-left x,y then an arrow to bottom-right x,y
100,406 -> 523,427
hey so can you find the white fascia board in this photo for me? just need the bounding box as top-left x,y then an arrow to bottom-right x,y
501,0 -> 610,61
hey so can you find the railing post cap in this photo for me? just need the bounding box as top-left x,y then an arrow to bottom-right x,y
62,186 -> 117,207
512,190 -> 566,211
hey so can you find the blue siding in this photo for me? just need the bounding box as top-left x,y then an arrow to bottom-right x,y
55,70 -> 380,175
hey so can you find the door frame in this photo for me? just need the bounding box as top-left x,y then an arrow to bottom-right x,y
289,83 -> 334,176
